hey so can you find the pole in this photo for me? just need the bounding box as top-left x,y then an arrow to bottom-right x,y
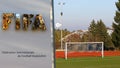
65,42 -> 67,60
61,29 -> 63,49
58,2 -> 65,49
102,42 -> 104,58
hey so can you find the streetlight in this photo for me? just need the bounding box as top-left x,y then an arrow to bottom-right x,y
58,2 -> 65,49
55,23 -> 62,28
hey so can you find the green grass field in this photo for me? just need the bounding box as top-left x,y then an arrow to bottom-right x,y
56,56 -> 120,68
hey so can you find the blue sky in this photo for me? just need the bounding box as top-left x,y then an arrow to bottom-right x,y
54,0 -> 118,31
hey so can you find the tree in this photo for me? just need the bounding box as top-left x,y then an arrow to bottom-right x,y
55,29 -> 70,49
97,20 -> 114,48
112,0 -> 120,49
55,29 -> 61,49
88,20 -> 97,41
81,32 -> 91,42
88,20 -> 114,49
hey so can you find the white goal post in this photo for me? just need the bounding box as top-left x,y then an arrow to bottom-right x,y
65,42 -> 104,60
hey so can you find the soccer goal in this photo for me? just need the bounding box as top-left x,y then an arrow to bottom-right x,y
65,42 -> 104,60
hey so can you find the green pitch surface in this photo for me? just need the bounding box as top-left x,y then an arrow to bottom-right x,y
56,56 -> 120,68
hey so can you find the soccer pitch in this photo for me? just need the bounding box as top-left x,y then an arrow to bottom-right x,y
56,56 -> 120,68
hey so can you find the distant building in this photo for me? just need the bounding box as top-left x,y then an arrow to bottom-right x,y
107,27 -> 113,35
62,30 -> 88,42
62,27 -> 113,43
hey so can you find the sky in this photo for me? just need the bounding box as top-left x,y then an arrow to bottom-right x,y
54,0 -> 118,31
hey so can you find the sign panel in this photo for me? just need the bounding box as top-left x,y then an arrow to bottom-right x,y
0,0 -> 54,68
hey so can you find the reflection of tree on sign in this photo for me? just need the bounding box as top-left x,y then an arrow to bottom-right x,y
39,15 -> 46,30
33,15 -> 40,30
32,14 -> 46,31
15,14 -> 20,30
15,18 -> 20,30
2,13 -> 13,30
23,14 -> 34,30
23,14 -> 29,30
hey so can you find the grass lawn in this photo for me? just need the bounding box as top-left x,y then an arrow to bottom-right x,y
56,56 -> 120,68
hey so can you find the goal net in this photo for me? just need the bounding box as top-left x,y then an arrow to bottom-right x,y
65,42 -> 104,60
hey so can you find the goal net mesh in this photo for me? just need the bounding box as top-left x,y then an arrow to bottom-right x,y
65,42 -> 104,60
